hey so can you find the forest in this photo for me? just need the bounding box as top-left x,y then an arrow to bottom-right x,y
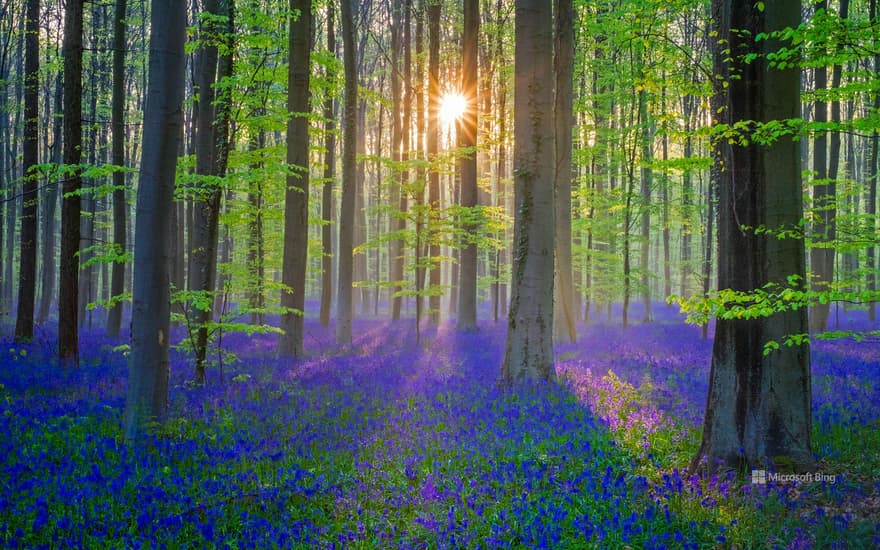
1,0 -> 879,547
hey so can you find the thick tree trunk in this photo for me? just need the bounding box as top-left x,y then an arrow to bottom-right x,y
500,0 -> 555,385
106,0 -> 128,338
552,0 -> 576,343
336,0 -> 358,344
456,0 -> 479,331
124,0 -> 186,441
14,0 -> 39,343
320,4 -> 336,328
694,0 -> 812,473
278,0 -> 312,358
426,2 -> 441,324
59,0 -> 84,361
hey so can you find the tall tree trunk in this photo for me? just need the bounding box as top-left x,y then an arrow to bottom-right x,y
59,0 -> 84,361
811,0 -> 847,332
37,61 -> 63,324
552,0 -> 576,343
336,0 -> 358,344
15,0 -> 39,343
124,0 -> 186,441
426,0 -> 441,324
106,0 -> 128,338
693,0 -> 812,473
456,0 -> 479,331
870,0 -> 879,322
191,0 -> 234,380
389,0 -> 404,321
320,3 -> 336,327
809,0 -> 831,333
638,86 -> 653,322
278,0 -> 312,358
500,0 -> 555,385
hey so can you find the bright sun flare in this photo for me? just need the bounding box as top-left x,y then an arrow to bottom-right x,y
439,92 -> 467,125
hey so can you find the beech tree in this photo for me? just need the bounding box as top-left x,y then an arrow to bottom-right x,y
278,0 -> 312,357
693,0 -> 812,472
106,0 -> 128,338
553,0 -> 576,343
456,0 -> 478,331
500,0 -> 555,385
124,0 -> 187,440
14,0 -> 39,343
59,0 -> 84,361
336,0 -> 358,345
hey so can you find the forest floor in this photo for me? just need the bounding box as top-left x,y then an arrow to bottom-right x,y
1,304 -> 879,548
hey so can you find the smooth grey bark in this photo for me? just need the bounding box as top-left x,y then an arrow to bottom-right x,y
500,0 -> 555,386
278,0 -> 312,357
123,0 -> 187,440
336,0 -> 357,345
14,0 -> 39,343
320,3 -> 336,328
693,0 -> 812,473
552,0 -> 575,343
59,0 -> 84,361
106,0 -> 128,338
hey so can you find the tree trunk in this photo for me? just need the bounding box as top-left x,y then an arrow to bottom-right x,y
278,0 -> 312,358
639,86 -> 653,322
106,0 -> 128,338
191,0 -> 234,380
37,63 -> 63,324
123,0 -> 186,441
693,0 -> 812,473
456,0 -> 479,331
336,0 -> 358,345
500,0 -> 555,385
389,0 -> 404,321
552,0 -> 576,343
870,0 -> 879,321
59,0 -> 84,361
426,0 -> 441,324
320,3 -> 336,328
14,0 -> 39,343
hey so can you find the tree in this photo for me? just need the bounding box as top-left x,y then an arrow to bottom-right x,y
14,0 -> 39,343
188,0 -> 234,381
320,3 -> 336,328
553,0 -> 576,343
500,0 -> 555,385
59,0 -> 84,362
692,0 -> 812,472
336,0 -> 357,345
106,0 -> 128,338
426,0 -> 440,324
124,0 -> 187,440
456,0 -> 479,331
278,0 -> 312,357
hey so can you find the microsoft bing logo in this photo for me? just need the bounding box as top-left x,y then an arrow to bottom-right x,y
751,470 -> 767,484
